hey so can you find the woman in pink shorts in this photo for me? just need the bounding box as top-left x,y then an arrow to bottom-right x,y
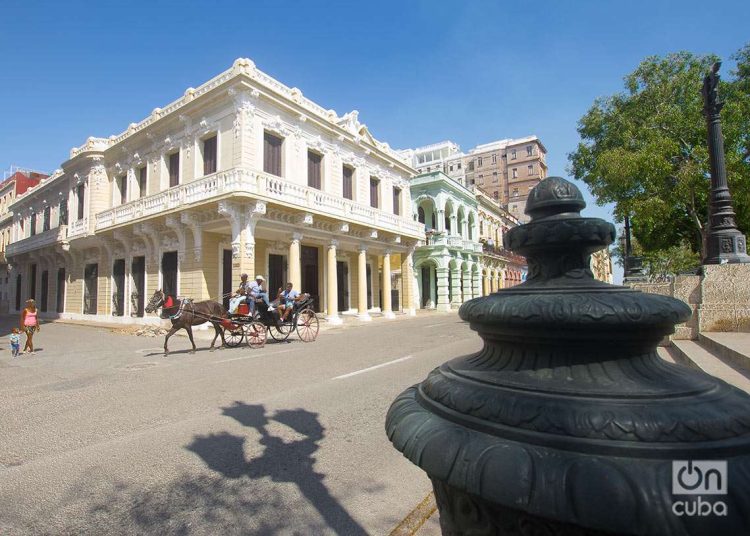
20,298 -> 40,354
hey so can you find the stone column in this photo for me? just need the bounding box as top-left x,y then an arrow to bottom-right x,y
289,232 -> 302,290
472,269 -> 481,300
436,267 -> 450,312
450,268 -> 462,308
326,240 -> 342,324
218,201 -> 265,284
382,250 -> 394,319
357,245 -> 371,321
436,209 -> 446,233
483,272 -> 490,296
401,248 -> 417,316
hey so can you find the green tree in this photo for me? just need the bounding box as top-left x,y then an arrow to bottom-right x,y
569,46 -> 750,268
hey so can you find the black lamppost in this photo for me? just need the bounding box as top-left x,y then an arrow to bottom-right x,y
387,177 -> 750,534
621,214 -> 647,283
702,62 -> 749,264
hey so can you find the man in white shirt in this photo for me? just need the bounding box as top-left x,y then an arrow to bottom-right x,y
248,275 -> 270,314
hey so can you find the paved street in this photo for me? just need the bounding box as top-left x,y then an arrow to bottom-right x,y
0,312 -> 478,535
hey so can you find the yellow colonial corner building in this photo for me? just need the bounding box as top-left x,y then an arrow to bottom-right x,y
7,58 -> 424,324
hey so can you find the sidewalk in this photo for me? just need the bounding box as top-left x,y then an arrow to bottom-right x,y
40,308 -> 458,341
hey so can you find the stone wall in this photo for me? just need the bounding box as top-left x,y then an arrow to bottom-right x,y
628,265 -> 750,339
700,264 -> 750,332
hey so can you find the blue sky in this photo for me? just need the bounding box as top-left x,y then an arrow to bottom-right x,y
2,0 -> 749,282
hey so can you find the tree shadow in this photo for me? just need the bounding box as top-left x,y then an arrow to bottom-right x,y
57,471 -> 319,536
187,402 -> 368,536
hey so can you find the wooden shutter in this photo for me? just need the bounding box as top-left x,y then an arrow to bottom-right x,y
139,167 -> 147,198
77,184 -> 85,220
169,152 -> 180,187
203,136 -> 217,175
120,175 -> 127,204
307,151 -> 322,189
370,178 -> 379,208
264,132 -> 282,176
342,166 -> 353,199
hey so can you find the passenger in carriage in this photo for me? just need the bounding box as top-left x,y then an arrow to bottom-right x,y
248,275 -> 271,314
278,282 -> 302,322
228,273 -> 251,315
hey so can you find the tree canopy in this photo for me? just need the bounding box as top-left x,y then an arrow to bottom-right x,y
568,45 -> 750,272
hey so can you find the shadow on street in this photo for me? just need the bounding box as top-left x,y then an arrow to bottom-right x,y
187,402 -> 369,536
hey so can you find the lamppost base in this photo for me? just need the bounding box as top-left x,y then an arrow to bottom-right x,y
703,230 -> 750,265
431,479 -> 618,536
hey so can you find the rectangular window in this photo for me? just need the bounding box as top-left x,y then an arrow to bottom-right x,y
449,165 -> 454,172
493,191 -> 498,200
139,167 -> 147,198
491,154 -> 497,164
77,183 -> 85,220
511,149 -> 517,160
119,175 -> 127,205
457,163 -> 462,169
30,214 -> 36,236
59,199 -> 68,225
168,151 -> 180,187
527,145 -> 533,157
528,164 -> 534,176
342,165 -> 354,200
43,206 -> 51,231
513,188 -> 519,197
203,135 -> 217,175
307,150 -> 322,189
477,157 -> 483,167
512,168 -> 518,179
264,132 -> 283,176
393,187 -> 401,215
370,177 -> 379,209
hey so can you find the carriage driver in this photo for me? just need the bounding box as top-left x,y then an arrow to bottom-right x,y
229,273 -> 252,314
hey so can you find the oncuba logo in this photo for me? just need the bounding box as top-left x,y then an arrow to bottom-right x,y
672,460 -> 728,517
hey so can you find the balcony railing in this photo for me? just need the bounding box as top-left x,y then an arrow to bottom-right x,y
481,242 -> 526,264
95,167 -> 424,238
424,232 -> 483,253
67,218 -> 89,239
6,225 -> 67,257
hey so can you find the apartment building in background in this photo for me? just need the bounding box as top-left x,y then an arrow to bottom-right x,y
0,167 -> 46,312
400,136 -> 548,222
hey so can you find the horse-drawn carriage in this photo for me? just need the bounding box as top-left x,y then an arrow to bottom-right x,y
145,289 -> 319,356
222,293 -> 319,348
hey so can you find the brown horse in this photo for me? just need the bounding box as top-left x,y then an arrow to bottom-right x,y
145,289 -> 227,356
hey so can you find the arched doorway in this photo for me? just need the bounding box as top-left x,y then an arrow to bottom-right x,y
417,261 -> 437,309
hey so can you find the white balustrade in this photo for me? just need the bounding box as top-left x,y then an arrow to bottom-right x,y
93,167 -> 424,238
6,225 -> 68,257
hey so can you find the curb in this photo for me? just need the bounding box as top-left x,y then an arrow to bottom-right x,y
388,492 -> 437,536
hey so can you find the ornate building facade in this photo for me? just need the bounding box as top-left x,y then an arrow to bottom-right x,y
7,58 -> 424,324
591,248 -> 614,284
411,171 -> 526,311
0,167 -> 45,313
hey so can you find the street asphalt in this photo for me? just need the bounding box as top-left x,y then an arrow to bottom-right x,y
0,311 -> 480,535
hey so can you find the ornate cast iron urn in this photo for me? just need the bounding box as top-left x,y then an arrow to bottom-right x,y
387,177 -> 750,535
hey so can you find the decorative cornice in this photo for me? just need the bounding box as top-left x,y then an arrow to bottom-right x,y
66,58 -> 414,175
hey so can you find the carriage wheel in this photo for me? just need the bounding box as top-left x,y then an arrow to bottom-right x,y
224,325 -> 245,347
245,322 -> 267,349
268,321 -> 293,342
296,308 -> 319,342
